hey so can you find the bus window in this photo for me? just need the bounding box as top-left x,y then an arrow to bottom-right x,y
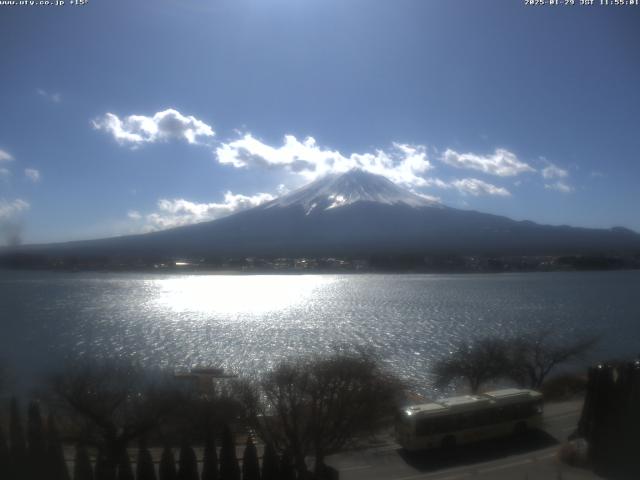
435,416 -> 455,434
416,418 -> 437,437
416,415 -> 456,436
457,412 -> 475,430
475,408 -> 495,427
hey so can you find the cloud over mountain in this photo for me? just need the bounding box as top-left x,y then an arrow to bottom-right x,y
441,148 -> 534,177
216,134 -> 432,187
133,191 -> 275,231
451,178 -> 511,196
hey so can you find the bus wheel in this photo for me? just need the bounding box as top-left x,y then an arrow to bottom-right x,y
514,421 -> 528,436
441,435 -> 457,451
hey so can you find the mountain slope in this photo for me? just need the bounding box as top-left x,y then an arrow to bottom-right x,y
7,169 -> 640,259
261,168 -> 439,213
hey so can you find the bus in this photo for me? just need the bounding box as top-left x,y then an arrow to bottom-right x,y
396,388 -> 544,451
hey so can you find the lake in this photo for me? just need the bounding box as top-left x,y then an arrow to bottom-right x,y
1,269 -> 639,394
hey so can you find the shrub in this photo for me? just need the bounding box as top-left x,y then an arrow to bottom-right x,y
9,397 -> 26,479
241,436 -> 259,480
136,439 -> 156,480
27,401 -> 47,480
117,451 -> 135,480
159,447 -> 177,480
47,414 -> 71,480
219,425 -> 240,480
540,373 -> 587,401
201,435 -> 218,480
178,443 -> 199,480
73,444 -> 94,480
260,443 -> 278,480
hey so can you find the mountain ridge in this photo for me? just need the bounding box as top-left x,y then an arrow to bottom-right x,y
2,169 -> 640,260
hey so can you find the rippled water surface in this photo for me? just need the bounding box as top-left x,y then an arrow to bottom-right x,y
1,270 -> 639,391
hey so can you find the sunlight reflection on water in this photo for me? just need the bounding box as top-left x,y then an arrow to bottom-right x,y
153,275 -> 334,315
2,270 -> 640,395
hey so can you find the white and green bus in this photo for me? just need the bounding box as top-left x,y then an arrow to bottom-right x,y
396,388 -> 544,451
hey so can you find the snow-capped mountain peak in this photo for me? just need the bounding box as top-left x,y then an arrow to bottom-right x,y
261,169 -> 439,214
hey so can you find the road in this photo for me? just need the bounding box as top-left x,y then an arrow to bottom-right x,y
326,399 -> 601,480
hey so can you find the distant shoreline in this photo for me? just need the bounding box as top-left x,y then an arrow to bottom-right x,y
2,250 -> 639,275
2,263 -> 639,276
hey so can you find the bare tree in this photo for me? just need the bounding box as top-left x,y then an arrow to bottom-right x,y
507,328 -> 598,389
434,330 -> 598,394
48,361 -> 184,472
433,338 -> 510,394
236,352 -> 403,477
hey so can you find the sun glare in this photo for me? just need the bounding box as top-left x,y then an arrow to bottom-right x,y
152,275 -> 332,315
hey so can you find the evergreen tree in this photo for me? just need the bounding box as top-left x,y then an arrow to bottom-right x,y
46,414 -> 71,480
219,425 -> 240,480
0,424 -> 10,480
9,397 -> 27,480
73,444 -> 95,480
27,401 -> 47,480
177,443 -> 199,480
241,437 -> 259,480
279,451 -> 295,480
259,444 -> 278,480
136,438 -> 157,480
95,448 -> 117,480
159,446 -> 177,480
201,435 -> 218,480
117,450 -> 135,480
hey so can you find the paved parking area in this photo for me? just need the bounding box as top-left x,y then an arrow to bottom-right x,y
327,399 -> 602,480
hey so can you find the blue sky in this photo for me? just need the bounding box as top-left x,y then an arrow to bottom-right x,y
1,0 -> 639,244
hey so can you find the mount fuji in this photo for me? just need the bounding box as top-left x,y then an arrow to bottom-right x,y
260,169 -> 439,213
7,169 -> 640,260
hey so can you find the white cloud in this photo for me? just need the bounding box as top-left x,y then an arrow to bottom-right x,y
36,88 -> 61,103
0,199 -> 30,220
412,191 -> 442,203
0,167 -> 10,179
135,191 -> 275,231
541,162 -> 568,179
0,149 -> 13,162
93,109 -> 215,146
451,178 -> 511,197
540,160 -> 573,192
215,133 -> 517,200
423,177 -> 452,189
216,134 -> 433,187
545,181 -> 574,193
24,168 -> 41,183
441,148 -> 535,177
